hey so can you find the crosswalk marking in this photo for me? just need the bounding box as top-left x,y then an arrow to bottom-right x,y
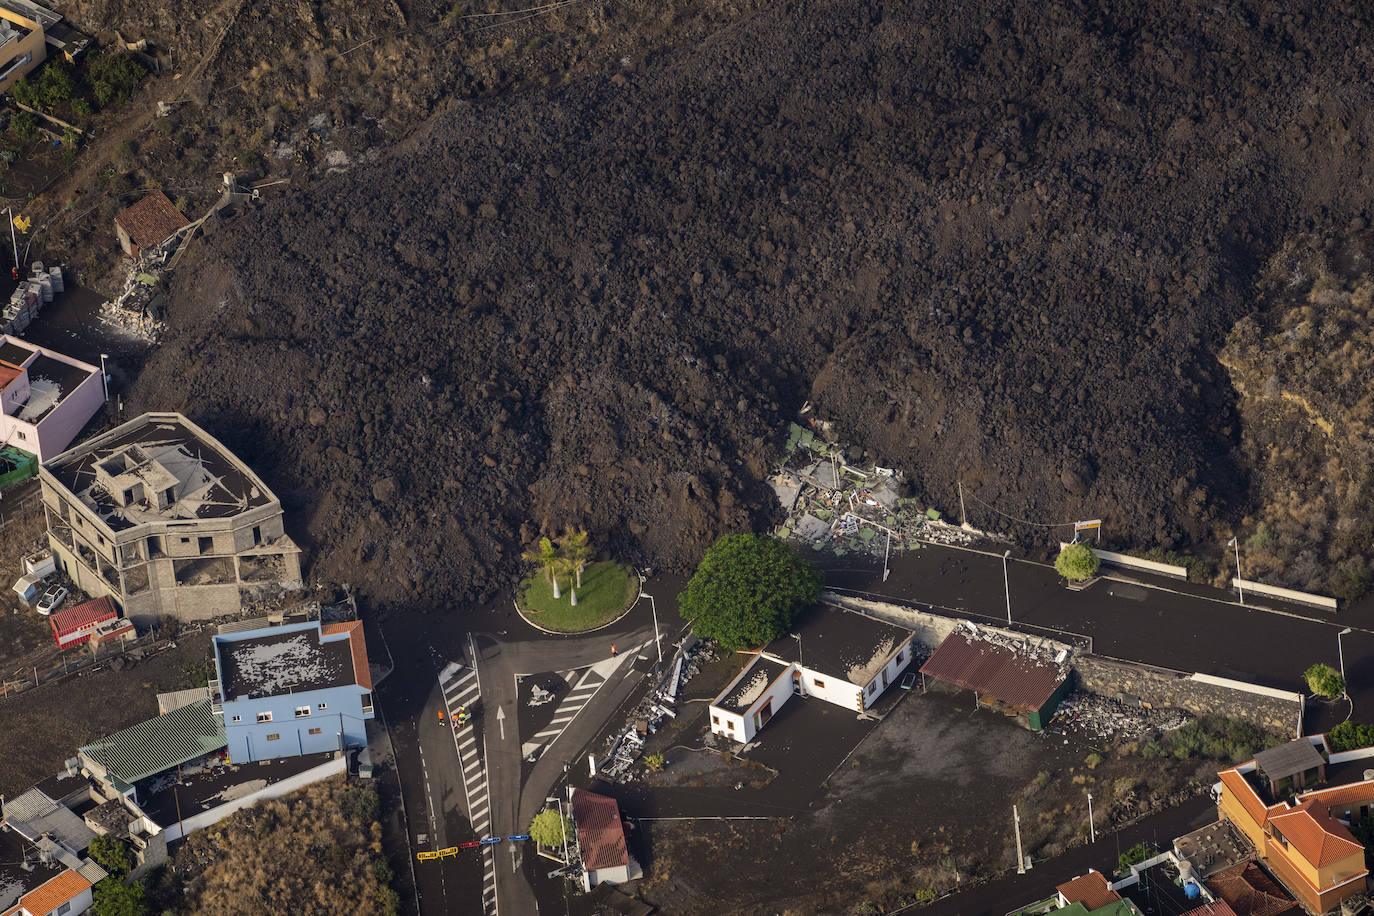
526,668 -> 607,750
438,662 -> 496,915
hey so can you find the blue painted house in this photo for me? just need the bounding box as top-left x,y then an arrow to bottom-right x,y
210,620 -> 374,763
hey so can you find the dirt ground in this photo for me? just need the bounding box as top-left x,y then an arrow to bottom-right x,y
631,685 -> 1222,915
0,631 -> 213,796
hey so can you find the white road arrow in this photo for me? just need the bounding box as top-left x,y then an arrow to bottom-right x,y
496,705 -> 506,740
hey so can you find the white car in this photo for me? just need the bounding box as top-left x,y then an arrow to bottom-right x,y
35,585 -> 67,616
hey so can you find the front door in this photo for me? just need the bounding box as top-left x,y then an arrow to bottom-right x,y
882,668 -> 889,688
759,698 -> 773,726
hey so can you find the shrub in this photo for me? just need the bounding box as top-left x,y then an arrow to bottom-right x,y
86,50 -> 147,108
36,61 -> 76,107
530,808 -> 574,849
1034,770 -> 1051,788
1329,721 -> 1374,752
72,97 -> 93,118
1055,542 -> 1100,581
10,75 -> 39,109
1305,662 -> 1345,698
89,834 -> 134,877
644,752 -> 665,772
11,111 -> 37,141
92,876 -> 147,915
1140,715 -> 1265,762
1117,842 -> 1154,876
339,786 -> 379,825
1085,752 -> 1103,770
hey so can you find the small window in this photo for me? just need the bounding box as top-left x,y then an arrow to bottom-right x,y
231,715 -> 242,723
726,720 -> 735,730
55,902 -> 71,916
895,651 -> 904,665
712,715 -> 720,725
308,727 -> 323,735
295,705 -> 311,718
813,678 -> 825,689
317,703 -> 327,711
14,429 -> 25,441
257,711 -> 272,723
198,536 -> 213,554
266,733 -> 280,741
867,682 -> 876,694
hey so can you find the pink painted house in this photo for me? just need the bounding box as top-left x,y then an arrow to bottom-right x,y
0,336 -> 104,463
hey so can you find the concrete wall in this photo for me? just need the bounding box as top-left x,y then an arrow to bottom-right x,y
821,593 -> 962,649
1233,578 -> 1337,611
33,362 -> 103,462
797,663 -> 863,710
1073,655 -> 1303,735
860,637 -> 915,709
0,11 -> 46,96
742,665 -> 796,737
162,755 -> 345,842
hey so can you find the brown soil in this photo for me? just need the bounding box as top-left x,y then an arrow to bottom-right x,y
111,0 -> 1374,613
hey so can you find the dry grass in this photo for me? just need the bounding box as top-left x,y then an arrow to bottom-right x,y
153,776 -> 399,916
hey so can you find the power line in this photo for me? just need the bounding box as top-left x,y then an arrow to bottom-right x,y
961,488 -> 1080,529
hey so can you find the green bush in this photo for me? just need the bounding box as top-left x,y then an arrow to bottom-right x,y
89,834 -> 134,877
1138,715 -> 1265,762
1305,662 -> 1345,698
1131,547 -> 1210,583
339,786 -> 380,825
11,111 -> 37,141
1332,558 -> 1373,603
92,876 -> 148,915
36,61 -> 76,107
10,75 -> 39,109
86,50 -> 147,108
72,97 -> 93,118
1117,842 -> 1154,876
1054,542 -> 1100,581
1329,721 -> 1374,753
679,534 -> 823,650
530,808 -> 574,849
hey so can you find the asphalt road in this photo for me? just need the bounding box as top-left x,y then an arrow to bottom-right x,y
826,541 -> 1374,722
380,574 -> 684,916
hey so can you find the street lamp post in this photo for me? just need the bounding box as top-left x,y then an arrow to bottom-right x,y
1086,791 -> 1095,843
1339,627 -> 1353,696
639,590 -> 662,667
99,353 -> 109,402
1002,550 -> 1013,626
0,207 -> 16,274
882,528 -> 891,583
1228,537 -> 1244,605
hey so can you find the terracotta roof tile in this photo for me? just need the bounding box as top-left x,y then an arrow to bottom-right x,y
570,788 -> 629,871
1056,870 -> 1120,908
49,596 -> 117,638
18,868 -> 91,916
1182,903 -> 1239,916
1219,767 -> 1274,827
321,621 -> 373,691
114,191 -> 189,251
1300,779 -> 1374,809
919,630 -> 1066,710
1268,799 -> 1365,868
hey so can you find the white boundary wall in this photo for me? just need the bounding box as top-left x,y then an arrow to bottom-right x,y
1328,746 -> 1374,765
1234,578 -> 1338,611
1058,543 -> 1188,580
1187,673 -> 1305,704
163,755 -> 345,842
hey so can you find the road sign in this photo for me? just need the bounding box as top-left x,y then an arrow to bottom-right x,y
479,836 -> 503,845
508,834 -> 531,842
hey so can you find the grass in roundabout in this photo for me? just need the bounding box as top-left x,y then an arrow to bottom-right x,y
520,561 -> 637,632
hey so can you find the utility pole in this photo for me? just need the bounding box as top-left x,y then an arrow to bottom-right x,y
958,481 -> 967,528
1002,551 -> 1013,626
882,528 -> 891,583
1228,537 -> 1244,605
1087,791 -> 1095,843
1013,805 -> 1026,874
1339,627 -> 1353,695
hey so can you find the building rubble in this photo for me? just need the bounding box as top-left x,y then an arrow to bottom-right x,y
596,636 -> 715,782
1049,691 -> 1192,743
772,418 -> 985,560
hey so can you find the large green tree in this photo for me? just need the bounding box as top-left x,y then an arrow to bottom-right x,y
92,877 -> 148,916
89,835 -> 134,877
530,808 -> 574,851
679,534 -> 823,650
1055,542 -> 1101,581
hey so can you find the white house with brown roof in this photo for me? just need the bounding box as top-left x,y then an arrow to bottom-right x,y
569,788 -> 640,890
708,603 -> 914,743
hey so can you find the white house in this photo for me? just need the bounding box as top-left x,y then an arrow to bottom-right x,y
709,603 -> 915,743
569,788 -> 641,890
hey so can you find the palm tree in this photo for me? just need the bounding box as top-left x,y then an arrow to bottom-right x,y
523,536 -> 561,600
562,526 -> 592,589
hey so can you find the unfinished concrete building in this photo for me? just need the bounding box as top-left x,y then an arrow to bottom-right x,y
39,412 -> 302,625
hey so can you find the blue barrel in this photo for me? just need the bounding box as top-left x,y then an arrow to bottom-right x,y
1184,881 -> 1201,899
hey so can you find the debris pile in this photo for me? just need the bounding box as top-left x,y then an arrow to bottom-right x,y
597,636 -> 714,782
773,417 -> 984,559
2,262 -> 66,335
1050,692 -> 1192,743
99,256 -> 169,342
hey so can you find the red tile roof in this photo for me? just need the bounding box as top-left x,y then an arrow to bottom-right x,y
1206,861 -> 1297,916
1219,767 -> 1276,828
114,190 -> 189,251
14,869 -> 91,916
321,621 -> 373,690
0,361 -> 23,391
1268,798 -> 1365,868
919,630 -> 1066,711
49,596 -> 117,637
1056,870 -> 1120,908
1300,779 -> 1374,810
570,788 -> 629,871
1182,903 -> 1240,916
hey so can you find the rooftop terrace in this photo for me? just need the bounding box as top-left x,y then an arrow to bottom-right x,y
48,413 -> 274,532
217,625 -> 359,701
763,602 -> 911,686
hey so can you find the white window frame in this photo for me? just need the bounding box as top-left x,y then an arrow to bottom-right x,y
317,703 -> 327,710
294,705 -> 311,718
257,711 -> 272,723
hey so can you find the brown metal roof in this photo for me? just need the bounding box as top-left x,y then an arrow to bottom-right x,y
49,595 -> 117,637
570,789 -> 629,871
114,191 -> 189,250
919,629 -> 1066,711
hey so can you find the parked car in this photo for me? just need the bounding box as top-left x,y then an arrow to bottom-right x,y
36,585 -> 67,616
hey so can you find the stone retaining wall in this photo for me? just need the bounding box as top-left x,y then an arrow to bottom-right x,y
1072,654 -> 1302,736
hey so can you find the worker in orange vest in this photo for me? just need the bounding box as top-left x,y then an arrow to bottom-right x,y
437,709 -> 446,727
